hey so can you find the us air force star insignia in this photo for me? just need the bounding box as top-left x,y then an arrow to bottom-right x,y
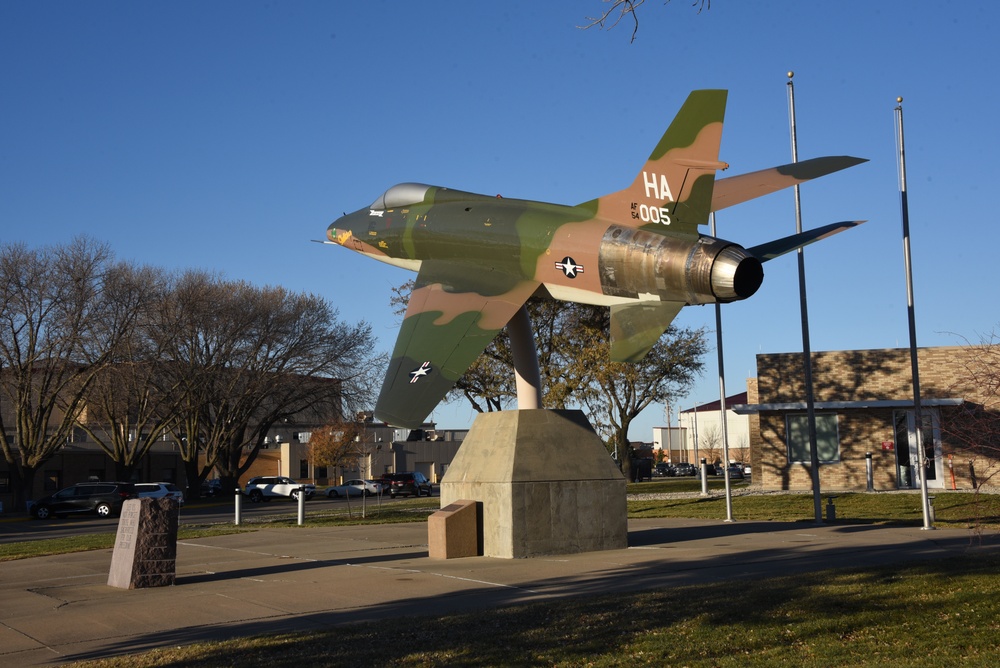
409,361 -> 432,383
555,257 -> 583,278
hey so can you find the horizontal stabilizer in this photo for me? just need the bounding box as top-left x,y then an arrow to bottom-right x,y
748,221 -> 866,262
610,301 -> 685,363
712,156 -> 867,212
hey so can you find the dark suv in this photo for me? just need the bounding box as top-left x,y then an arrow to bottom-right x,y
32,482 -> 137,519
384,472 -> 432,498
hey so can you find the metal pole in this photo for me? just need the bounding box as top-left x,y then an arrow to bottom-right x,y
665,402 -> 672,463
700,458 -> 709,497
895,97 -> 933,530
866,452 -> 874,492
297,486 -> 305,526
787,71 -> 824,524
692,403 -> 700,465
711,213 -> 734,522
234,487 -> 242,526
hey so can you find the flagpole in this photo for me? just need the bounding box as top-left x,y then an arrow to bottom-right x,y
787,71 -> 824,524
895,96 -> 933,530
711,212 -> 734,522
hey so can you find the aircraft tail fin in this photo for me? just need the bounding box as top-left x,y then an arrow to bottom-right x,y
581,89 -> 728,235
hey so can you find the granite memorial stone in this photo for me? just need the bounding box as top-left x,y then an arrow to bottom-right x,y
107,497 -> 179,589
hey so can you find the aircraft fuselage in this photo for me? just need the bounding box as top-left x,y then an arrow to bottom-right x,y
328,184 -> 762,308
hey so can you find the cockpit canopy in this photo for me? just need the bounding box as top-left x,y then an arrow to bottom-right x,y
370,183 -> 432,211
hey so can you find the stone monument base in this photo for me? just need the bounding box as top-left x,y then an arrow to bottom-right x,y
428,499 -> 481,559
438,409 -> 627,558
108,497 -> 179,589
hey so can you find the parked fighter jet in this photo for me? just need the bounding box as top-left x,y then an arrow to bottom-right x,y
327,90 -> 866,428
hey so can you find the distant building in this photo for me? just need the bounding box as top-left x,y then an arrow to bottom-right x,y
653,393 -> 751,467
738,346 -> 998,492
1,408 -> 468,511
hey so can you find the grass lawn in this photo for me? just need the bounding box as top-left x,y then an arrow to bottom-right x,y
72,552 -> 1000,667
625,484 -> 1000,530
5,488 -> 999,666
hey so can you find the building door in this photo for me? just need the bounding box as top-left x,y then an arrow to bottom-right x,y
893,409 -> 943,489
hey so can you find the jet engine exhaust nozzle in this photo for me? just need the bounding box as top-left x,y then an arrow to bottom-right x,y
711,245 -> 763,302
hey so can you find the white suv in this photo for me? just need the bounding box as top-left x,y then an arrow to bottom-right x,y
244,476 -> 315,503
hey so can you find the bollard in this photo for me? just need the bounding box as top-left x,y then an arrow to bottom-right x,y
865,452 -> 874,492
699,458 -> 709,497
234,487 -> 242,526
826,496 -> 837,522
297,486 -> 306,525
928,495 -> 936,524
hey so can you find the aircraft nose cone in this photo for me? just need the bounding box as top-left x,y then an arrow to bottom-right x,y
711,245 -> 763,301
327,225 -> 352,246
327,210 -> 360,246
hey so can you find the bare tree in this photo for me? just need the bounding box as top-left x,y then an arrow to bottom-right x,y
556,306 -> 708,480
582,0 -> 710,42
153,272 -> 380,497
0,238 -> 136,510
75,264 -> 180,481
698,425 -> 724,466
941,328 -> 1000,491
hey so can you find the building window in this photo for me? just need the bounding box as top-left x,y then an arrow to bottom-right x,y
300,459 -> 309,479
0,473 -> 9,493
786,413 -> 840,463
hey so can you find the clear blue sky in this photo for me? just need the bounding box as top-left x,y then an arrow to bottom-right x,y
3,1 -> 997,440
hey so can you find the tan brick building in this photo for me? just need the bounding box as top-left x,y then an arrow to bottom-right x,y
740,347 -> 998,492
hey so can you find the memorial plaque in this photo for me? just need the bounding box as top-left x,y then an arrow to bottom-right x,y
108,497 -> 179,589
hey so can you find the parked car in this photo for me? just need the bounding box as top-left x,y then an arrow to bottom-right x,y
200,478 -> 224,497
326,479 -> 383,498
653,463 -> 674,477
32,482 -> 137,519
672,462 -> 697,476
727,465 -> 745,480
244,476 -> 315,502
698,464 -> 721,478
384,472 -> 432,498
135,482 -> 185,506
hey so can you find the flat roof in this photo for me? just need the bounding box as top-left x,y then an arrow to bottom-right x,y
732,398 -> 965,414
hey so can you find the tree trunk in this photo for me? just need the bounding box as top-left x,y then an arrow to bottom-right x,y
183,458 -> 203,500
13,466 -> 39,513
113,460 -> 137,483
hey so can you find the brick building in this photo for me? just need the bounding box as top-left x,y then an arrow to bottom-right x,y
739,346 -> 998,492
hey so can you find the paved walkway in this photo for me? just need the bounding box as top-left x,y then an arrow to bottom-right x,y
1,518 -> 995,666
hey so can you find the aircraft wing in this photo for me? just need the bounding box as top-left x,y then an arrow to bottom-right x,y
374,261 -> 540,428
711,156 -> 867,212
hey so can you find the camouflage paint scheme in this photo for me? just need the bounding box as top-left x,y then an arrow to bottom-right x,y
327,90 -> 866,428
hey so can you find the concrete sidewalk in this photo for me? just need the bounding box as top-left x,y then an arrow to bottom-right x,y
1,518 -> 995,666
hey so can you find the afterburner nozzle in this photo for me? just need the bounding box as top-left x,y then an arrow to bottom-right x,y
711,245 -> 763,302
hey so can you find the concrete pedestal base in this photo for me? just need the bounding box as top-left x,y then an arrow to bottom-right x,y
439,409 -> 627,558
